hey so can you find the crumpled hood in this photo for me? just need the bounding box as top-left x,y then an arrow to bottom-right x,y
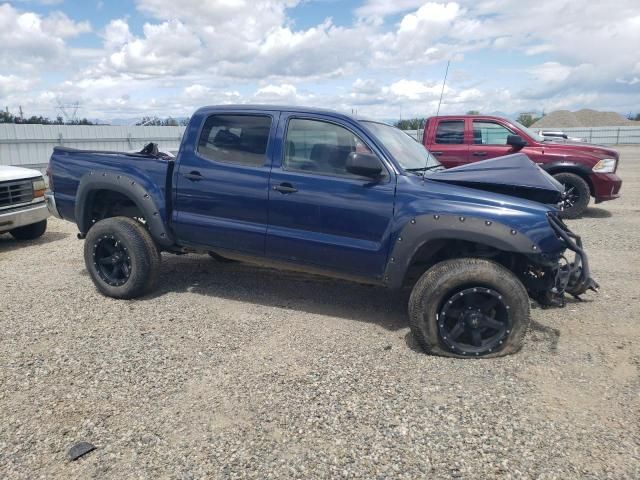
428,153 -> 564,204
0,165 -> 43,182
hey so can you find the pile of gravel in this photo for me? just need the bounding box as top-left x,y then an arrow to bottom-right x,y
531,109 -> 637,128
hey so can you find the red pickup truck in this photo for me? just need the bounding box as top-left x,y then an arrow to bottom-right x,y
422,115 -> 622,218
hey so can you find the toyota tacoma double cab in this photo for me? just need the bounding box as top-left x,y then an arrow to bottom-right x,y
0,165 -> 49,240
45,106 -> 597,358
422,115 -> 622,218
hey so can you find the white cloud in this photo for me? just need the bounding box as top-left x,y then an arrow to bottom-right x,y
0,4 -> 91,71
388,79 -> 444,100
529,62 -> 573,85
42,11 -> 91,38
0,4 -> 63,65
254,83 -> 300,103
0,75 -> 35,97
356,0 -> 431,23
2,0 -> 640,120
97,19 -> 203,77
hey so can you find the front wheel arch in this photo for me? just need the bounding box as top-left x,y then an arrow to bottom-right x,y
383,215 -> 541,290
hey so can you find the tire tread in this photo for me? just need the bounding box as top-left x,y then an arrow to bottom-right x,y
408,258 -> 530,358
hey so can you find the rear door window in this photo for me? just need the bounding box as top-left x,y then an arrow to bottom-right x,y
198,114 -> 272,166
435,120 -> 465,144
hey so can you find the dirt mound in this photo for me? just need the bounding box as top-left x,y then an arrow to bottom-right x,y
531,109 -> 636,128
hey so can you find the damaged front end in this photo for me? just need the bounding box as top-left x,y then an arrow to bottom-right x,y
522,213 -> 599,307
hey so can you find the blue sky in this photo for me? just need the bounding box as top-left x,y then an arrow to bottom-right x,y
1,0 -> 639,122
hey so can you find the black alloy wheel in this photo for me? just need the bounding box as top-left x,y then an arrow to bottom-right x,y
554,172 -> 590,219
438,287 -> 511,356
562,184 -> 580,210
92,234 -> 132,286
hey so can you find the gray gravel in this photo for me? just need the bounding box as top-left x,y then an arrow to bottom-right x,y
531,109 -> 637,128
1,147 -> 639,479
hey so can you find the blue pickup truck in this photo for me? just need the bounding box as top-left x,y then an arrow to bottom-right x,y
44,105 -> 597,358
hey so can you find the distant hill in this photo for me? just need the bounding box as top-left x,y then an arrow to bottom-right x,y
531,109 -> 638,128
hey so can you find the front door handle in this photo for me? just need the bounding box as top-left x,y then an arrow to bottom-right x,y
273,183 -> 298,194
184,171 -> 203,181
431,151 -> 443,155
472,152 -> 488,157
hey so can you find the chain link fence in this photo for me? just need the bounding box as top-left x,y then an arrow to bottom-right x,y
403,127 -> 640,145
534,127 -> 640,145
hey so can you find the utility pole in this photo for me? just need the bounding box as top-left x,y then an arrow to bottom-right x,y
19,105 -> 24,121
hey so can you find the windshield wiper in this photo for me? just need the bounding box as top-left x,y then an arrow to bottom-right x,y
406,165 -> 443,173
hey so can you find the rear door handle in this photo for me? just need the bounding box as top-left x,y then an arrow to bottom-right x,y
431,151 -> 443,155
472,152 -> 488,157
184,171 -> 203,181
273,183 -> 298,194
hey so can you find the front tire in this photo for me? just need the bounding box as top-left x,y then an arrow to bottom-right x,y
84,217 -> 160,299
408,258 -> 530,358
10,219 -> 47,240
554,172 -> 590,219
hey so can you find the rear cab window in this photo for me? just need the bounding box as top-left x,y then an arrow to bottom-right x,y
197,114 -> 272,166
435,120 -> 465,144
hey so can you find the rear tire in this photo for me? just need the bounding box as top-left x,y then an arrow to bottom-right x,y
84,217 -> 160,299
554,172 -> 590,219
408,258 -> 530,358
10,219 -> 47,240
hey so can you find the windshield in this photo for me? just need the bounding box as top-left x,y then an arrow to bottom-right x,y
511,120 -> 544,142
361,121 -> 442,172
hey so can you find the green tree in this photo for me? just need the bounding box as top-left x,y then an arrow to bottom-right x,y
394,118 -> 427,130
0,108 -> 15,123
516,113 -> 541,127
466,110 -> 480,115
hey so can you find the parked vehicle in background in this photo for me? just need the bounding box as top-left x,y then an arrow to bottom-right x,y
422,115 -> 622,218
538,130 -> 587,143
0,166 -> 49,240
46,105 -> 598,358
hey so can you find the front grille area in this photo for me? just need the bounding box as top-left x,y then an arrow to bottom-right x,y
0,180 -> 34,209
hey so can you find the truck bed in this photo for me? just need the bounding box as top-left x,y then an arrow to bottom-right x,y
48,146 -> 173,225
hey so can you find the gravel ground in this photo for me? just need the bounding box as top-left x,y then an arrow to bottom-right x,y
1,147 -> 639,479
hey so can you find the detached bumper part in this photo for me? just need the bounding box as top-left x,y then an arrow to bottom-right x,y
548,213 -> 599,300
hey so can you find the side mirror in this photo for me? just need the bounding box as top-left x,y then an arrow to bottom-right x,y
346,152 -> 383,178
507,134 -> 527,149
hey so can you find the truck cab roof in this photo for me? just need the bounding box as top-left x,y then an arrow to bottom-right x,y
193,104 -> 381,125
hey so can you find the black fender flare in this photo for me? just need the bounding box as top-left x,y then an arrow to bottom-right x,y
75,171 -> 174,247
383,214 -> 539,289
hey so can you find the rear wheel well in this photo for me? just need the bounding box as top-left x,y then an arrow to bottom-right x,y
86,189 -> 145,229
403,239 -> 522,288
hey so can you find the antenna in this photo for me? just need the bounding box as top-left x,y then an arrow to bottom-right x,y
435,60 -> 450,117
423,60 -> 450,184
